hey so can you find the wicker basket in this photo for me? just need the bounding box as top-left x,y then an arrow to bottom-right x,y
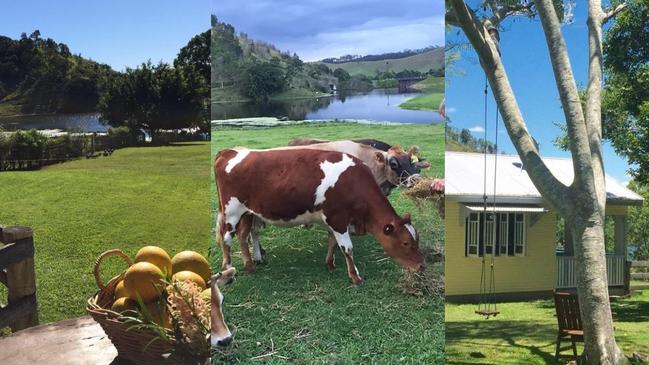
86,249 -> 177,365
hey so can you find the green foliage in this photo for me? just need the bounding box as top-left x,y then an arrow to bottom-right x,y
332,67 -> 350,81
627,181 -> 649,260
0,30 -> 114,115
98,61 -> 205,142
239,60 -> 287,100
603,0 -> 649,183
322,48 -> 444,77
445,126 -> 496,153
174,30 -> 210,94
9,129 -> 48,160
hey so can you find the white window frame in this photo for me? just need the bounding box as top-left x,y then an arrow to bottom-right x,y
498,213 -> 509,256
513,213 -> 527,256
464,211 -> 528,257
466,213 -> 479,257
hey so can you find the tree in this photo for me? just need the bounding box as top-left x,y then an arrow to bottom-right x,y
447,0 -> 629,363
333,68 -> 351,82
240,60 -> 286,101
174,30 -> 210,89
602,0 -> 649,183
98,62 -> 203,143
626,181 -> 649,260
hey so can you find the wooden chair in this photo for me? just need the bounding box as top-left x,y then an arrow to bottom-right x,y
554,291 -> 584,364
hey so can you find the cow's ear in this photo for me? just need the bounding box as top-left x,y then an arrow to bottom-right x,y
383,223 -> 395,235
214,267 -> 236,288
402,213 -> 412,224
375,152 -> 386,164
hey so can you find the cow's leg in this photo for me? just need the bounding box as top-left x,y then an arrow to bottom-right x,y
216,211 -> 232,270
331,229 -> 363,284
237,214 -> 256,273
325,232 -> 336,271
220,198 -> 248,270
249,217 -> 266,265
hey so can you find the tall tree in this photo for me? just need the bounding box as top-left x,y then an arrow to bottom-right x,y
447,0 -> 629,363
602,0 -> 649,183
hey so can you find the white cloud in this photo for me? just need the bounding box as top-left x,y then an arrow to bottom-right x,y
469,126 -> 485,133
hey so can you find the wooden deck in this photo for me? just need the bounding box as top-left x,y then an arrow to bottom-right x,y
0,316 -> 133,365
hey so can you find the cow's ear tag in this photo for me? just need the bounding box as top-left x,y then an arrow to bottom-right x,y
383,224 -> 394,235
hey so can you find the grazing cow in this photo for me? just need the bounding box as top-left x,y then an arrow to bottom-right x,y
211,267 -> 236,347
289,138 -> 428,185
214,148 -> 425,284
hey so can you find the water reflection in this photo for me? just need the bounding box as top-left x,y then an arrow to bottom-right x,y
212,89 -> 441,124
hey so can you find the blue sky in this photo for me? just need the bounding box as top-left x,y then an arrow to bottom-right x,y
212,0 -> 445,61
0,0 -> 209,71
446,2 -> 633,183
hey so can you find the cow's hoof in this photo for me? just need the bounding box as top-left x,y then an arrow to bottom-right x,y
244,262 -> 256,273
350,276 -> 364,285
253,259 -> 266,265
326,262 -> 336,272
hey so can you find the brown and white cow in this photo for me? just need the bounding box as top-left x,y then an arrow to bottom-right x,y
214,148 -> 425,284
211,267 -> 236,347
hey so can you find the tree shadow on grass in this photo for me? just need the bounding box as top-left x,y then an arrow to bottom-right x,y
611,295 -> 649,322
446,320 -> 557,364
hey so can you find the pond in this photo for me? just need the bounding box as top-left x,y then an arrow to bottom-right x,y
211,89 -> 442,124
0,113 -> 107,132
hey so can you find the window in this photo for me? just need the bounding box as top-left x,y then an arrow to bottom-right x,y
465,212 -> 526,257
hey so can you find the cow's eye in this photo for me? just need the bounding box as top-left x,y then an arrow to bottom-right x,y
389,159 -> 399,169
402,241 -> 410,247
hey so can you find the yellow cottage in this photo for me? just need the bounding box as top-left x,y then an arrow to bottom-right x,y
445,152 -> 643,301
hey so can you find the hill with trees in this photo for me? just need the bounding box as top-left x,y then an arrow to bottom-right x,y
0,30 -> 115,116
321,47 -> 444,77
0,29 -> 210,142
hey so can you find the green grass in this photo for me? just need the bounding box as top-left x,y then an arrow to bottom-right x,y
446,291 -> 649,364
211,122 -> 445,364
0,142 -> 211,324
321,49 -> 444,76
400,93 -> 444,111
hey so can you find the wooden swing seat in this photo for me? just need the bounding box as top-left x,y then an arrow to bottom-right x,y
475,309 -> 500,317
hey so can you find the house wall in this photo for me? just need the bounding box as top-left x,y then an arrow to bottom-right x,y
445,201 -> 557,297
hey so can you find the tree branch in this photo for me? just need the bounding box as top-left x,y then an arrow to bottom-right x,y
602,2 -> 627,23
449,0 -> 573,215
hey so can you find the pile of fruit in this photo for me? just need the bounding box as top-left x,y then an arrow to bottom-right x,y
109,246 -> 211,328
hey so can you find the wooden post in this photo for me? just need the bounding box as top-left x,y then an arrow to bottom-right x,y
0,226 -> 39,331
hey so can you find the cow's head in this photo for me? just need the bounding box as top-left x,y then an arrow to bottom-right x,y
379,213 -> 425,272
211,267 -> 236,347
387,146 -> 423,183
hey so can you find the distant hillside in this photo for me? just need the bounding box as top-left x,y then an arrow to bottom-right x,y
320,46 -> 439,64
0,31 -> 116,116
211,16 -> 352,103
321,48 -> 444,76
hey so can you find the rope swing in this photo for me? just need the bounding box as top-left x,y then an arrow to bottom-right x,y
475,75 -> 500,319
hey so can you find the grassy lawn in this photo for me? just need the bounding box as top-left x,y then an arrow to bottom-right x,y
211,122 -> 445,364
446,290 -> 649,364
0,142 -> 211,324
400,77 -> 444,111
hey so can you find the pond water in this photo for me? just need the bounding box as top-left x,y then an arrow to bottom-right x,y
212,89 -> 442,124
0,113 -> 107,132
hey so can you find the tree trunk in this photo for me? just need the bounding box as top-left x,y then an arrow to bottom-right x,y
571,209 -> 627,364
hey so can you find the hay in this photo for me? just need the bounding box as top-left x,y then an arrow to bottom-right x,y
397,246 -> 445,297
403,177 -> 445,218
398,270 -> 445,297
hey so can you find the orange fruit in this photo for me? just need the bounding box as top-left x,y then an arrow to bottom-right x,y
124,262 -> 165,303
135,246 -> 172,278
111,297 -> 137,313
171,251 -> 210,282
172,270 -> 207,290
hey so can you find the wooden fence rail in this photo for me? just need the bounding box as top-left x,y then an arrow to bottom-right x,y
0,226 -> 38,331
631,260 -> 649,281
